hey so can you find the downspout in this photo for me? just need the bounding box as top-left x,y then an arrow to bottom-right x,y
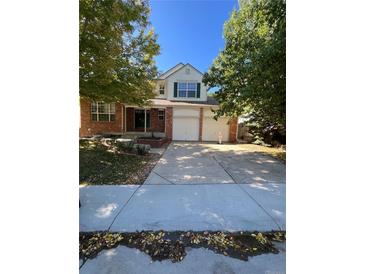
144,108 -> 147,133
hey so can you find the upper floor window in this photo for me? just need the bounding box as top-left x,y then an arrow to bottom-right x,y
159,84 -> 165,95
178,82 -> 197,98
91,102 -> 115,122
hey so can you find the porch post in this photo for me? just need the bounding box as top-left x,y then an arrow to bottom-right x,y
124,105 -> 126,132
144,108 -> 147,133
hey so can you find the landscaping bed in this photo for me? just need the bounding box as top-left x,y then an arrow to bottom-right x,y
79,230 -> 285,264
79,139 -> 160,185
136,136 -> 168,148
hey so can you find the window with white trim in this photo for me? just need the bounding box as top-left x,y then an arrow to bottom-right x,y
158,110 -> 165,120
91,102 -> 116,122
178,82 -> 197,98
159,84 -> 165,95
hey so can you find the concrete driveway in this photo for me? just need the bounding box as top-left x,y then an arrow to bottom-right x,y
145,143 -> 285,185
80,142 -> 286,232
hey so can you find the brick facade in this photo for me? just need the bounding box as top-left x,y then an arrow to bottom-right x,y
126,107 -> 134,132
165,107 -> 173,140
79,100 -> 238,143
79,99 -> 123,137
150,108 -> 165,132
229,117 -> 238,143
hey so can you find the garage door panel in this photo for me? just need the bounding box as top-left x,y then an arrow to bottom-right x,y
202,117 -> 230,142
173,117 -> 199,141
174,108 -> 199,118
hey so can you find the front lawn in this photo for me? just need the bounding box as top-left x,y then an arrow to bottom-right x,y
238,144 -> 286,162
79,139 -> 158,185
205,143 -> 286,163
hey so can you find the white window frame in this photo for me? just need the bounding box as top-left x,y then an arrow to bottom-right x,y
177,81 -> 197,98
91,102 -> 116,122
158,110 -> 165,120
159,84 -> 165,95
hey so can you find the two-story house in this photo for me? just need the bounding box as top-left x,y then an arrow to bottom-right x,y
79,63 -> 237,142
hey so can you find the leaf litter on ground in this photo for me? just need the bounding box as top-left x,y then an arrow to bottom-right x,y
80,230 -> 285,264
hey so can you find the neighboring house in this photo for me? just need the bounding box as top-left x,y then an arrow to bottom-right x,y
79,63 -> 237,142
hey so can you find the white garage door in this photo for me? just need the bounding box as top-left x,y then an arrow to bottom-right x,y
173,108 -> 199,141
202,109 -> 230,142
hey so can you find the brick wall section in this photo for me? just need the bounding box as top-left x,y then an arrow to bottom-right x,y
229,117 -> 238,143
199,108 -> 203,141
157,110 -> 166,132
126,107 -> 134,132
150,109 -> 165,132
165,107 -> 173,140
150,109 -> 158,132
79,99 -> 122,137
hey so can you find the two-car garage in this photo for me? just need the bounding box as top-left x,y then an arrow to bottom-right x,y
172,107 -> 230,142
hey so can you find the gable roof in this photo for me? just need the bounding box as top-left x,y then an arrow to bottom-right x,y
157,63 -> 184,80
184,63 -> 204,76
157,63 -> 204,80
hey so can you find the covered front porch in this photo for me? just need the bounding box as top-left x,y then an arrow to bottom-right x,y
125,107 -> 166,138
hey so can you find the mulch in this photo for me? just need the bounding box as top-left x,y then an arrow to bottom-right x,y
79,230 -> 285,264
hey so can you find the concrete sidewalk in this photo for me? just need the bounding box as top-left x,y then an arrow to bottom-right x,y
80,243 -> 286,274
79,185 -> 139,231
80,183 -> 285,232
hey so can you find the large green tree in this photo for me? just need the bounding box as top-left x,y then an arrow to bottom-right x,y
203,0 -> 286,135
80,0 -> 160,105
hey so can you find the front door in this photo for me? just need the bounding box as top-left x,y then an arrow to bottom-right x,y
134,109 -> 150,129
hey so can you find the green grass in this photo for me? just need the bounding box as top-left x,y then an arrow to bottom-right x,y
205,143 -> 286,163
238,144 -> 286,162
79,140 -> 149,185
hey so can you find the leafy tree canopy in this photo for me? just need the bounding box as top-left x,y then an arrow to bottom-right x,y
80,0 -> 160,105
203,0 -> 286,131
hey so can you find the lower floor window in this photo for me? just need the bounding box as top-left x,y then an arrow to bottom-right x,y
91,102 -> 116,122
158,110 -> 165,120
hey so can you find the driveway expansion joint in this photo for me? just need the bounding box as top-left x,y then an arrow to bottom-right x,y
107,184 -> 143,231
79,258 -> 88,270
236,183 -> 282,230
151,171 -> 176,185
210,152 -> 282,231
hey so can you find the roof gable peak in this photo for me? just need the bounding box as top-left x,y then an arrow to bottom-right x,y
158,63 -> 203,80
158,63 -> 184,79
